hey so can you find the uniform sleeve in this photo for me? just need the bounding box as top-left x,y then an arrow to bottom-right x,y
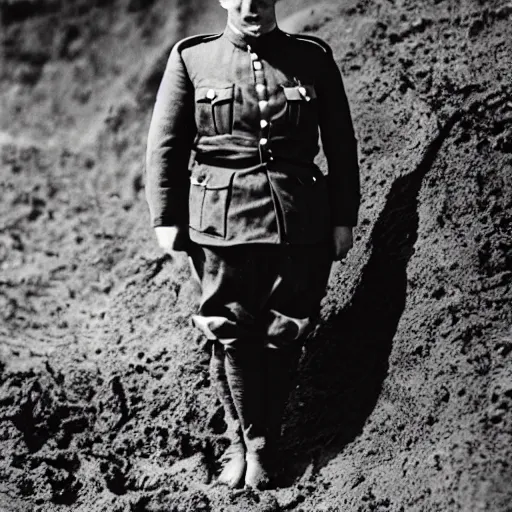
145,43 -> 196,228
316,48 -> 360,227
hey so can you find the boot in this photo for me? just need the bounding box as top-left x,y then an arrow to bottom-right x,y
264,346 -> 302,478
224,344 -> 270,490
210,343 -> 246,488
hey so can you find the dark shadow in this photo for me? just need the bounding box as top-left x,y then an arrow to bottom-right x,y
280,112 -> 461,485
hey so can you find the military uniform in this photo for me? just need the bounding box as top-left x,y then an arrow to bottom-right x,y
146,24 -> 359,235
145,23 -> 360,488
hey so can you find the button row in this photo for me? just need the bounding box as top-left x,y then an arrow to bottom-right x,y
249,47 -> 271,154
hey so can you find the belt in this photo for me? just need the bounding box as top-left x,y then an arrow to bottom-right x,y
195,153 -> 319,172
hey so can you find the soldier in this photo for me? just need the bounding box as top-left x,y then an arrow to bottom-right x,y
145,0 -> 360,490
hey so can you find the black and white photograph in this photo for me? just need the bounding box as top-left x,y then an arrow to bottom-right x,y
0,0 -> 511,510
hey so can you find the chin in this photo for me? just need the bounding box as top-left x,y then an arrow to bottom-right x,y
242,25 -> 263,37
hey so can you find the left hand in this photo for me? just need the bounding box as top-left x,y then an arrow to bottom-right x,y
332,226 -> 354,260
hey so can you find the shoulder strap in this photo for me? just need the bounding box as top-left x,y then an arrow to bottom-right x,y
175,32 -> 223,54
286,33 -> 333,54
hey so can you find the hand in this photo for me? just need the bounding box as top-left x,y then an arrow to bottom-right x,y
154,226 -> 190,254
332,226 -> 353,261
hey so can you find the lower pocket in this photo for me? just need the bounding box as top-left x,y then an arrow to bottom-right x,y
267,168 -> 331,244
189,165 -> 237,238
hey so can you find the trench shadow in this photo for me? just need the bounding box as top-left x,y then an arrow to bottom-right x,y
280,113 -> 460,485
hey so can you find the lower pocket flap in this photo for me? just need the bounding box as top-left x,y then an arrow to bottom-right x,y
191,164 -> 237,190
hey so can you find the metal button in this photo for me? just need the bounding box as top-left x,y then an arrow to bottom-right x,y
191,176 -> 205,186
206,89 -> 216,100
298,86 -> 311,101
255,83 -> 266,94
260,119 -> 269,128
259,138 -> 268,146
258,100 -> 268,112
253,61 -> 262,71
250,52 -> 259,61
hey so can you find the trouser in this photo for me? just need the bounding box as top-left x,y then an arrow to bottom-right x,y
189,244 -> 332,457
189,244 -> 332,346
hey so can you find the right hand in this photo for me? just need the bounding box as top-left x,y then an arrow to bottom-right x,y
154,226 -> 190,254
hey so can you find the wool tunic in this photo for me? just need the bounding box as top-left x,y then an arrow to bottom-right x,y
145,24 -> 360,247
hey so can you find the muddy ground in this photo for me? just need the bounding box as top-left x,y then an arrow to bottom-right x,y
1,0 -> 511,511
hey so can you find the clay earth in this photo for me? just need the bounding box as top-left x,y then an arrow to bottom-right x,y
0,0 -> 511,511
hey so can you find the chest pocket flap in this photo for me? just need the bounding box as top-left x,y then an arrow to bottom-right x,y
196,85 -> 234,105
282,84 -> 317,102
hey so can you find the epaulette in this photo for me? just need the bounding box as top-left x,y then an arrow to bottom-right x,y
175,32 -> 223,53
286,33 -> 333,54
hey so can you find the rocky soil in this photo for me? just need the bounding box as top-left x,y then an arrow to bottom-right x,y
1,0 -> 511,511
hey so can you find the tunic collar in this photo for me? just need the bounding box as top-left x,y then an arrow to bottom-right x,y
223,21 -> 283,51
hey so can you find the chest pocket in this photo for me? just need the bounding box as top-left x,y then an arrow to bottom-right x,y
281,84 -> 318,132
195,84 -> 234,136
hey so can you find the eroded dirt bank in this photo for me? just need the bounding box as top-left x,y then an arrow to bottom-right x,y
1,0 -> 511,511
